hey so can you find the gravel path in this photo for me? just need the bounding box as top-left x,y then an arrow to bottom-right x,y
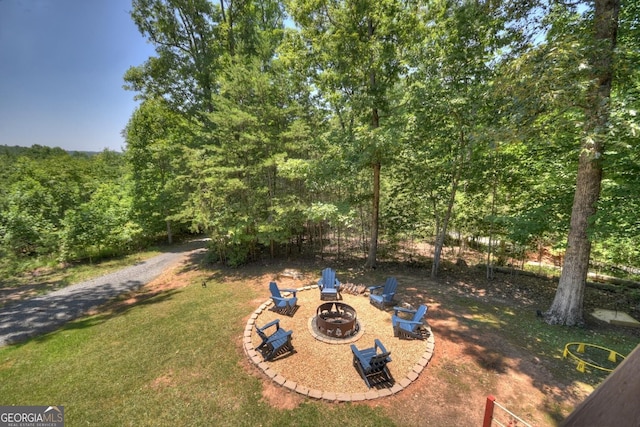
0,239 -> 208,347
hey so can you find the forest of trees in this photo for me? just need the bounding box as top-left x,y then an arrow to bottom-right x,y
0,0 -> 637,326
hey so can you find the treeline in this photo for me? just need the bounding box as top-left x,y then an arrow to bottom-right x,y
2,1 -> 638,284
121,0 -> 639,275
0,145 -> 185,271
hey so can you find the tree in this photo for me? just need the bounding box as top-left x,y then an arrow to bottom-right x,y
125,0 -> 221,114
588,0 -> 640,272
126,0 -> 285,115
0,153 -> 89,257
286,0 -> 419,268
397,0 -> 515,277
0,147 -> 132,263
546,0 -> 621,325
126,0 -> 292,265
125,98 -> 188,244
60,182 -> 141,261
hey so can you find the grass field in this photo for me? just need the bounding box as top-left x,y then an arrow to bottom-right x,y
0,262 -> 395,426
2,248 -> 639,426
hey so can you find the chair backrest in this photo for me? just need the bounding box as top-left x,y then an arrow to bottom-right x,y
369,339 -> 391,369
369,352 -> 391,369
321,268 -> 337,289
412,305 -> 428,322
269,281 -> 282,298
384,277 -> 398,294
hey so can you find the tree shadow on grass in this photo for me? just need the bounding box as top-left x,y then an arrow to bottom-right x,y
54,288 -> 182,332
397,274 -> 607,425
149,249 -> 629,426
2,285 -> 183,348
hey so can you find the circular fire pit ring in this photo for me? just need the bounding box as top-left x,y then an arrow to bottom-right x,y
315,302 -> 360,339
247,287 -> 436,399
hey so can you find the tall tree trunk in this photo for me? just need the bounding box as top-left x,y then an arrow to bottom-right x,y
432,121 -> 465,277
220,0 -> 235,56
545,0 -> 620,326
486,177 -> 497,280
432,174 -> 458,279
359,205 -> 368,258
319,221 -> 324,261
367,158 -> 381,268
365,16 -> 380,269
365,57 -> 381,268
166,220 -> 173,244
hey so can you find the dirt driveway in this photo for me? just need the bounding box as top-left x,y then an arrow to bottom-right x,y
0,240 -> 207,347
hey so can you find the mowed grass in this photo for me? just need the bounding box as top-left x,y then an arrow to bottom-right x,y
3,255 -> 639,426
0,273 -> 393,426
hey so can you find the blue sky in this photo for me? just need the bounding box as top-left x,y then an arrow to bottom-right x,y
0,0 -> 155,152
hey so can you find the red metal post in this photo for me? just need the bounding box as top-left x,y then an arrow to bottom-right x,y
483,395 -> 496,427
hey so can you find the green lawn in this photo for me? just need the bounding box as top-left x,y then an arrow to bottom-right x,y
0,271 -> 393,426
2,256 -> 639,426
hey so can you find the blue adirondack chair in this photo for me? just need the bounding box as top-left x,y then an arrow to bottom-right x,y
269,282 -> 298,316
255,319 -> 295,361
350,339 -> 393,388
391,305 -> 429,340
368,277 -> 398,308
318,268 -> 341,300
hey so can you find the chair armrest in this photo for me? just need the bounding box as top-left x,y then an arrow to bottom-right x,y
374,339 -> 388,354
393,306 -> 417,315
397,319 -> 423,326
281,288 -> 297,296
259,319 -> 280,332
368,285 -> 383,292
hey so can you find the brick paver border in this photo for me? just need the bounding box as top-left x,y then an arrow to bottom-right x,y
243,285 -> 435,402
